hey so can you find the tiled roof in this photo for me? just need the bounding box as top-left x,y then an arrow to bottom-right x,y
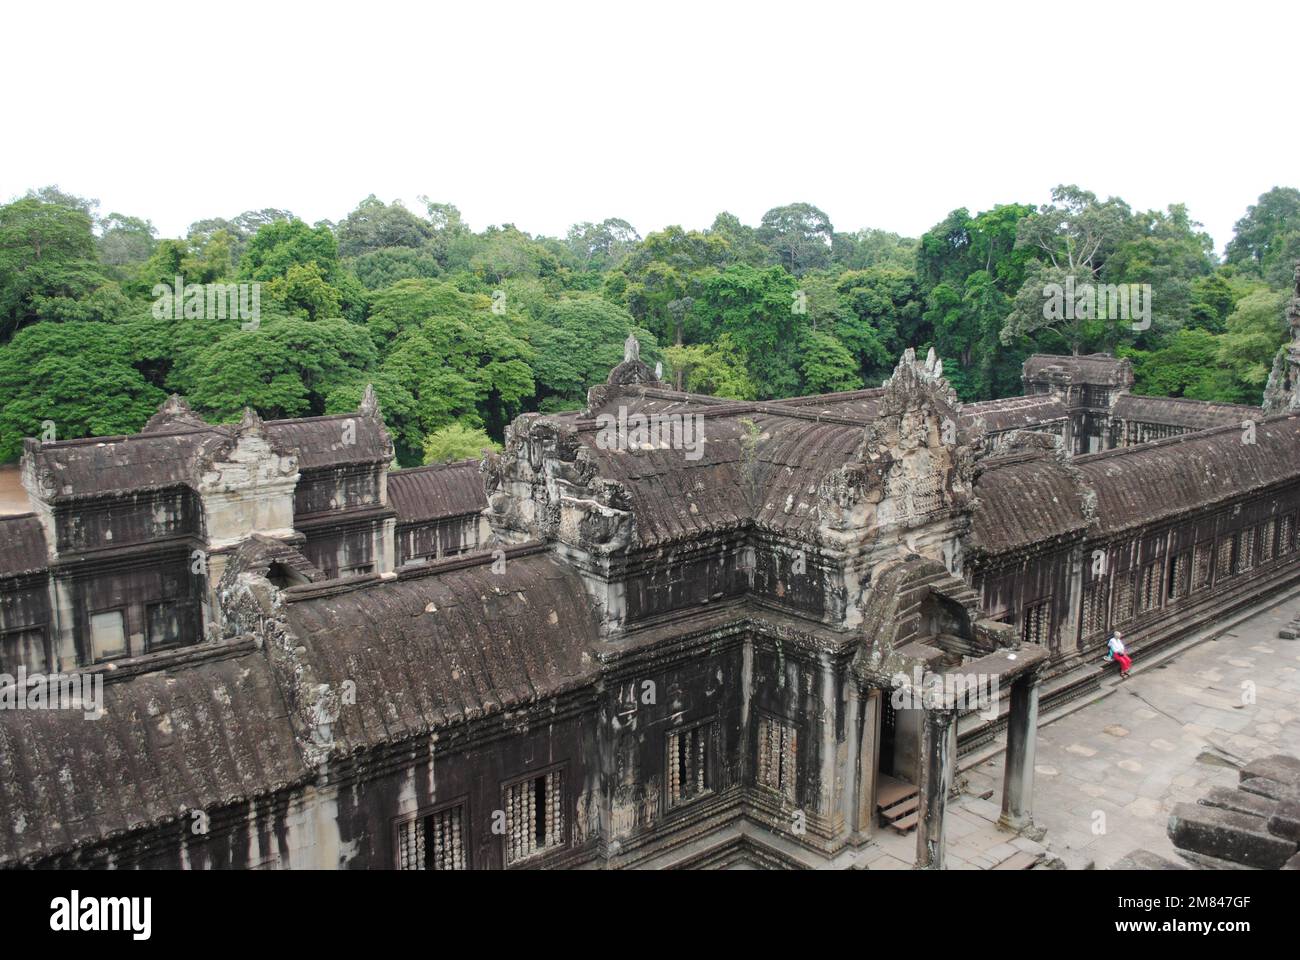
969,454 -> 1089,554
387,460 -> 486,523
572,410 -> 865,547
962,395 -> 1070,433
969,414 -> 1300,553
279,550 -> 601,749
1077,415 -> 1300,536
0,514 -> 48,577
265,415 -> 392,470
1023,353 -> 1133,386
21,395 -> 392,502
1112,394 -> 1258,431
0,649 -> 306,866
22,428 -> 225,502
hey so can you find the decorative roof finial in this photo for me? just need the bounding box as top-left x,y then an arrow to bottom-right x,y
624,333 -> 640,364
141,393 -> 208,433
237,407 -> 265,434
359,383 -> 380,418
1261,260 -> 1300,413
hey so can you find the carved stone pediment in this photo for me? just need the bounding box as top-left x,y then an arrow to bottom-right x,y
485,413 -> 632,549
1262,263 -> 1300,415
559,495 -> 635,552
818,349 -> 973,534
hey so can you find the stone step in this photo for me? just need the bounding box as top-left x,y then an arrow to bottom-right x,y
1168,802 -> 1298,869
881,793 -> 920,820
889,811 -> 919,834
992,850 -> 1040,870
876,776 -> 918,809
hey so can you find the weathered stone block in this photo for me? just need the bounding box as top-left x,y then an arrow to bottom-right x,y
1167,802 -> 1297,869
1199,786 -> 1276,819
1240,777 -> 1300,804
1284,852 -> 1300,870
1176,850 -> 1259,870
1240,755 -> 1300,787
1266,800 -> 1300,844
1112,849 -> 1188,870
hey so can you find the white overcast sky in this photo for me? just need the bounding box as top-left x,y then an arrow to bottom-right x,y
3,0 -> 1296,255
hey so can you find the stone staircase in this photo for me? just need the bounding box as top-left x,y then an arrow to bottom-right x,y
877,775 -> 920,834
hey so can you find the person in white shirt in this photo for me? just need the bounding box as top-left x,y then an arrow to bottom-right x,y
1104,631 -> 1132,679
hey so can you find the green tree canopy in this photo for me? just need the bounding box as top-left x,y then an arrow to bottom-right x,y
422,422 -> 501,464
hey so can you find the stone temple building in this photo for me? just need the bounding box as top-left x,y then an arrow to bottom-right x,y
2,279 -> 1299,870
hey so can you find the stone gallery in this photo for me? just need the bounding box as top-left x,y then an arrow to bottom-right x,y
1,278 -> 1298,870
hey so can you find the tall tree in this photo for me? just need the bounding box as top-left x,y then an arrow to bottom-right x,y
1225,187 -> 1300,287
0,196 -> 120,338
337,195 -> 433,258
757,203 -> 834,275
565,218 -> 640,271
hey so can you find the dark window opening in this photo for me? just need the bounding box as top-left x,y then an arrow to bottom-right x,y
396,804 -> 466,870
757,715 -> 798,804
668,723 -> 712,807
1021,599 -> 1052,645
146,602 -> 186,652
1,627 -> 47,674
505,770 -> 564,864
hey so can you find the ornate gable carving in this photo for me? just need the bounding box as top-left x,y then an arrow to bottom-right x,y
819,349 -> 974,534
1263,263 -> 1300,415
484,413 -> 635,551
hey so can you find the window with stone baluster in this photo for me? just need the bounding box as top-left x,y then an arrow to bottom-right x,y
1080,580 -> 1109,640
1261,519 -> 1277,563
1192,542 -> 1212,592
503,769 -> 565,865
395,802 -> 468,870
1167,552 -> 1191,602
1113,571 -> 1136,625
667,721 -> 714,808
1136,561 -> 1161,614
1021,598 -> 1052,645
756,715 -> 798,804
1282,514 -> 1297,555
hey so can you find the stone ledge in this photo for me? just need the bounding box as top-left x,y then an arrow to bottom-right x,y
1111,849 -> 1189,870
1168,802 -> 1298,869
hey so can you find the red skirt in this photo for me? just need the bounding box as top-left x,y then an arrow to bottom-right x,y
1115,653 -> 1132,672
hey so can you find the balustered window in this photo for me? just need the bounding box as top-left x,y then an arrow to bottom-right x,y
1081,580 -> 1109,640
1192,542 -> 1212,591
1113,572 -> 1136,625
1136,561 -> 1161,614
504,770 -> 564,865
1235,529 -> 1256,574
1021,599 -> 1052,645
756,716 -> 798,804
1261,520 -> 1277,563
1167,552 -> 1191,601
1216,534 -> 1237,579
396,803 -> 467,870
667,722 -> 713,808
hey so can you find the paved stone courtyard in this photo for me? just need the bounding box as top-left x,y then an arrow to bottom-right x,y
964,593 -> 1300,868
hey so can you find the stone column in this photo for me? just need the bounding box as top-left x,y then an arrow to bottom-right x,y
999,670 -> 1041,831
854,688 -> 882,838
914,706 -> 956,869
